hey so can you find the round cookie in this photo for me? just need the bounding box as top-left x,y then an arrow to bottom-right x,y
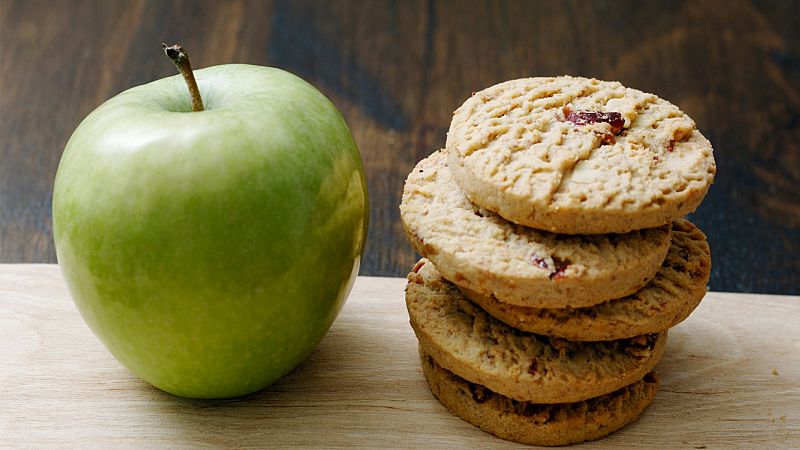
446,76 -> 716,234
452,218 -> 711,341
405,261 -> 667,403
420,347 -> 658,447
400,150 -> 671,308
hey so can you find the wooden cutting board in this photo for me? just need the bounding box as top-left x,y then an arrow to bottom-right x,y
1,265 -> 797,448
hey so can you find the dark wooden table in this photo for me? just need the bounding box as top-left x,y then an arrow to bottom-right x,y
2,0 -> 798,294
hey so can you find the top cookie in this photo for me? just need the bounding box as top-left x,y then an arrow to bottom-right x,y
446,76 -> 716,234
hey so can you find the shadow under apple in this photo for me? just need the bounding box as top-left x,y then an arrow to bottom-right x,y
124,300 -> 424,445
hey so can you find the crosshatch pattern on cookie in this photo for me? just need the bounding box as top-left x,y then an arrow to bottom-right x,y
446,76 -> 716,233
452,219 -> 711,341
405,263 -> 667,403
420,347 -> 659,446
400,151 -> 671,307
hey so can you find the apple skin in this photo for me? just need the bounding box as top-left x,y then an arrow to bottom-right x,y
52,65 -> 368,398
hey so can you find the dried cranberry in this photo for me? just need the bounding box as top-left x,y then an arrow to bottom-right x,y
530,255 -> 549,270
551,267 -> 567,280
549,257 -> 569,281
566,110 -> 625,135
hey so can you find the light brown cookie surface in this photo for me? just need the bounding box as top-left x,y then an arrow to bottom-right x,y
446,76 -> 716,234
420,347 -> 658,447
451,219 -> 711,341
400,151 -> 671,308
405,262 -> 666,403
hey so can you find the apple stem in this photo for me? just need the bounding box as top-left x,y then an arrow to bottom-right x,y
162,43 -> 204,112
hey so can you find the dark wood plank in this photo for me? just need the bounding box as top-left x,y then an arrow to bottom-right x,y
1,0 -> 798,293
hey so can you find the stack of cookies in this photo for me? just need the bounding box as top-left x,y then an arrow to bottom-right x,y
400,76 -> 715,446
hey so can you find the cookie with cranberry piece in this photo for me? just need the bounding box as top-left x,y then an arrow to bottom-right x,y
405,259 -> 666,403
446,76 -> 716,234
400,151 -> 671,308
419,347 -> 659,446
451,218 -> 711,341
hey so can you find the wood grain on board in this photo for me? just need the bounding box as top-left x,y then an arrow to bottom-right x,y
1,264 -> 798,447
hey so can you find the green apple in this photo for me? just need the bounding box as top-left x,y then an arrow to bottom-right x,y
52,60 -> 368,398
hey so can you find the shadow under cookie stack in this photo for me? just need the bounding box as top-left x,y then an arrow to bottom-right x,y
400,76 -> 716,446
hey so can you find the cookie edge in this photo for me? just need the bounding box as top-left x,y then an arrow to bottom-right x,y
419,345 -> 659,446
